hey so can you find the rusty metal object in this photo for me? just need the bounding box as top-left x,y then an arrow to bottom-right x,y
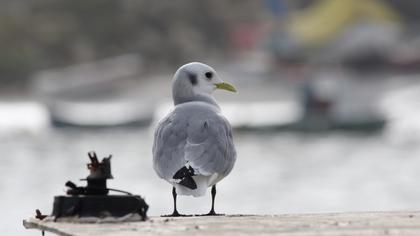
48,151 -> 148,221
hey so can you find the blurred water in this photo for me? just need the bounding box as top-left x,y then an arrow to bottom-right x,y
3,127 -> 420,235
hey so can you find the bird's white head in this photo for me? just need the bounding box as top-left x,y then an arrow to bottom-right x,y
172,62 -> 236,105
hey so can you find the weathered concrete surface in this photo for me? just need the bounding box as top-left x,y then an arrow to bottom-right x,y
23,211 -> 420,236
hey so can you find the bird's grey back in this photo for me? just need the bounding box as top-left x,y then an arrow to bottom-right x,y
153,101 -> 236,181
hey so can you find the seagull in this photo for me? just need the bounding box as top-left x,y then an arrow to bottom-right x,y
153,62 -> 237,216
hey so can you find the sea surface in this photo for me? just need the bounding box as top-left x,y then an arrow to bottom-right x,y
2,126 -> 420,235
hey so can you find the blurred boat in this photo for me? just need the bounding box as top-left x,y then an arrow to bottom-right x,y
31,55 -> 156,127
234,74 -> 385,133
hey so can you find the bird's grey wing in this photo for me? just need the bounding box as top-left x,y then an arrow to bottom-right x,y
184,114 -> 236,177
152,112 -> 188,180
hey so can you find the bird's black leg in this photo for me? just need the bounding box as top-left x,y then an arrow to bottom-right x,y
171,187 -> 180,216
169,186 -> 182,216
162,187 -> 194,217
205,185 -> 223,216
162,187 -> 181,217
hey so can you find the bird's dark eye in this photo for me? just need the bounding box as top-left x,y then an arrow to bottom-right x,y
205,72 -> 213,80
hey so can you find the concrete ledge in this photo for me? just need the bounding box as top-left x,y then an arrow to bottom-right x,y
23,211 -> 420,236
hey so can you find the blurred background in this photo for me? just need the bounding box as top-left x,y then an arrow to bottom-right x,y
2,0 -> 420,235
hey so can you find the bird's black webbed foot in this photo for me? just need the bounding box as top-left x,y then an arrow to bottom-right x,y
195,210 -> 225,217
205,210 -> 224,216
161,209 -> 180,217
161,210 -> 193,217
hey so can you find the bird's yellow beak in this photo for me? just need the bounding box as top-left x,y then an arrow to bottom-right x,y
215,82 -> 237,93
